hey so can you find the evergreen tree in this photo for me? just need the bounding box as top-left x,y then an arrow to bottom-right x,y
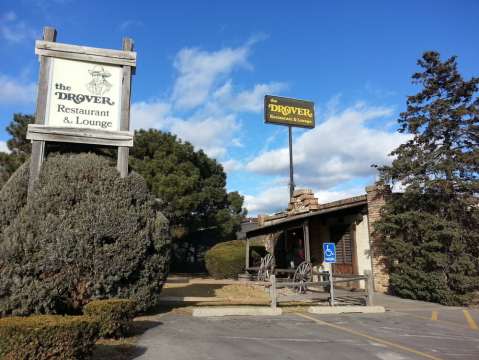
130,129 -> 247,272
0,116 -> 247,271
376,51 -> 479,305
0,114 -> 33,188
6,113 -> 33,157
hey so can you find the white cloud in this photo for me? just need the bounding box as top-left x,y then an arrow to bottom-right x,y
131,99 -> 242,158
315,187 -> 365,204
170,115 -> 240,158
212,81 -> 287,113
0,74 -> 36,104
222,159 -> 243,172
244,186 -> 289,215
130,37 -> 285,161
0,12 -> 37,44
119,19 -> 144,31
171,45 -> 250,110
0,141 -> 9,153
131,100 -> 172,130
232,82 -> 286,112
244,185 -> 366,216
245,104 -> 410,189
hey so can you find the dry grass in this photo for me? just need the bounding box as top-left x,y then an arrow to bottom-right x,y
213,284 -> 271,304
161,283 -> 224,297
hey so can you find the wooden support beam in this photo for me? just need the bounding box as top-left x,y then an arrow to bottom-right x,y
35,40 -> 137,67
245,237 -> 250,270
117,37 -> 133,178
365,270 -> 374,306
270,274 -> 277,310
303,220 -> 311,263
28,26 -> 57,196
27,125 -> 134,147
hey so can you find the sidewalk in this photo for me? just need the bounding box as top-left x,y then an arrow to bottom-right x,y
372,292 -> 462,311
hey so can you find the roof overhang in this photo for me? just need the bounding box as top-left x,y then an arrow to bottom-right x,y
246,195 -> 367,238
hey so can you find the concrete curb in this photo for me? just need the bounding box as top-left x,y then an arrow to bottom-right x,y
308,306 -> 385,314
192,306 -> 283,317
159,296 -> 225,303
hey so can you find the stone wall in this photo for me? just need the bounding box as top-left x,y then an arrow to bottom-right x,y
366,183 -> 391,293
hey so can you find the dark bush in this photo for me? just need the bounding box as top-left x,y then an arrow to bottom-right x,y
0,160 -> 29,230
0,153 -> 171,316
0,315 -> 99,359
250,245 -> 266,267
205,240 -> 246,279
83,299 -> 136,338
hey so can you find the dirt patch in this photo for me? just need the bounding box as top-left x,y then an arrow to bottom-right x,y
92,337 -> 143,360
161,283 -> 224,297
214,284 -> 270,304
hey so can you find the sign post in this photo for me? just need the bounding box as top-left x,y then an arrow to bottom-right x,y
27,27 -> 136,195
323,242 -> 336,306
288,125 -> 294,198
264,95 -> 315,199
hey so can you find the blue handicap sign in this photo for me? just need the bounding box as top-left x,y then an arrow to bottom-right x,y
323,242 -> 336,263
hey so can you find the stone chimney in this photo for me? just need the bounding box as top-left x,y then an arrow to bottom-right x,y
366,182 -> 391,293
287,189 -> 319,214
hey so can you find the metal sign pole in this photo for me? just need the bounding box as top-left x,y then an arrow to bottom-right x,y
288,125 -> 295,199
323,242 -> 336,306
329,268 -> 335,306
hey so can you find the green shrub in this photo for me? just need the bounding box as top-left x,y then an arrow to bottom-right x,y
0,153 -> 171,316
0,160 -> 29,230
0,315 -> 99,360
205,240 -> 246,279
83,299 -> 136,338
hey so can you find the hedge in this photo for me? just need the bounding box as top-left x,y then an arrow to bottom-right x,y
0,160 -> 29,230
0,315 -> 99,359
0,153 -> 171,316
83,299 -> 136,338
205,240 -> 246,279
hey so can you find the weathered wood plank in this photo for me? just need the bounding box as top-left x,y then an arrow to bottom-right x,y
120,39 -> 133,131
36,40 -> 136,61
270,275 -> 277,310
35,48 -> 136,67
29,27 -> 57,196
27,124 -> 134,147
28,141 -> 45,194
303,220 -> 311,263
365,270 -> 374,306
117,37 -> 133,177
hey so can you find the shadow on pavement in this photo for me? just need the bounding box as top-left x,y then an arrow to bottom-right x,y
91,320 -> 163,360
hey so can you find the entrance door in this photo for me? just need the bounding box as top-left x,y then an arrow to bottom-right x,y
330,224 -> 354,275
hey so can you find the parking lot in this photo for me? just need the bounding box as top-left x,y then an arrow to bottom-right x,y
133,305 -> 479,360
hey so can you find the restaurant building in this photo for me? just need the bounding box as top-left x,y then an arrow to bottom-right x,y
245,183 -> 390,292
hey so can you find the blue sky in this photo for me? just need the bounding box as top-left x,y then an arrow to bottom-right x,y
1,0 -> 478,215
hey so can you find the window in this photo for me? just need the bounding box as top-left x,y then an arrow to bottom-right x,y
330,225 -> 352,264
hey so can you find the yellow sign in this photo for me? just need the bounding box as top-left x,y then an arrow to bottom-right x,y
264,95 -> 315,128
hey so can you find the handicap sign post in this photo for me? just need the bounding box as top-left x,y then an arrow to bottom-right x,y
323,242 -> 336,306
323,243 -> 336,263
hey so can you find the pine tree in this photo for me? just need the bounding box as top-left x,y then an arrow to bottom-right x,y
130,129 -> 247,272
376,51 -> 479,305
0,114 -> 34,188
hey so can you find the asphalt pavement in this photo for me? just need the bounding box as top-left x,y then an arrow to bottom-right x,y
133,306 -> 479,360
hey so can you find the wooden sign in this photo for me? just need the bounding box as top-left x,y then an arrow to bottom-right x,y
26,27 -> 136,194
44,59 -> 123,131
264,95 -> 315,129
